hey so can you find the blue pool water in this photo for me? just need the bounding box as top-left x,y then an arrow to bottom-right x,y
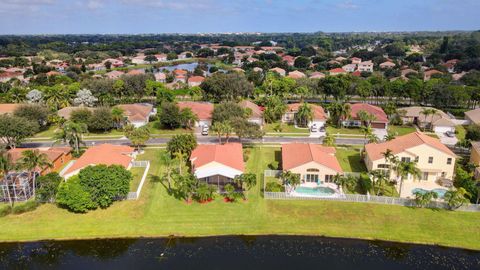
295,186 -> 336,196
412,188 -> 448,198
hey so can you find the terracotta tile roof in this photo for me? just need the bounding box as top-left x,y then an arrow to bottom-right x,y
349,103 -> 388,122
352,70 -> 362,77
173,69 -> 188,75
187,76 -> 205,83
287,70 -> 306,79
190,143 -> 244,172
309,72 -> 325,79
0,103 -> 21,114
329,68 -> 346,73
8,147 -> 72,166
0,71 -> 22,79
117,103 -> 153,123
282,143 -> 343,172
177,101 -> 213,120
365,132 -> 456,161
57,106 -> 95,120
239,100 -> 262,119
269,67 -> 285,75
127,69 -> 144,75
287,103 -> 327,120
64,144 -> 134,176
465,108 -> 480,125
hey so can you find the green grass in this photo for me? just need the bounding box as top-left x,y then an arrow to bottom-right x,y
326,126 -> 363,135
264,123 -> 309,133
388,125 -> 417,136
34,125 -> 59,138
0,148 -> 479,250
129,167 -> 146,191
335,146 -> 367,172
456,125 -> 467,140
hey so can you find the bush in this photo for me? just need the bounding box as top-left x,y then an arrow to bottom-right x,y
265,182 -> 285,192
36,172 -> 63,203
268,161 -> 279,170
243,148 -> 251,162
56,176 -> 95,213
0,205 -> 12,217
466,125 -> 480,141
12,200 -> 39,214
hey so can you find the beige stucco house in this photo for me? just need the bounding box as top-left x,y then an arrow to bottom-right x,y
469,141 -> 480,179
282,143 -> 343,184
364,132 -> 456,183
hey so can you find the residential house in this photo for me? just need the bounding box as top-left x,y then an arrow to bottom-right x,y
127,69 -> 145,76
282,103 -> 327,129
287,70 -> 306,79
190,143 -> 244,191
187,76 -> 205,87
342,64 -> 357,73
177,101 -> 214,127
364,132 -> 456,197
335,56 -> 347,62
269,67 -> 286,76
465,108 -> 480,126
469,141 -> 480,179
117,103 -> 156,127
239,100 -> 264,126
63,144 -> 136,179
282,143 -> 343,184
105,70 -> 124,80
0,103 -> 21,115
0,72 -> 23,82
154,54 -> 167,62
401,68 -> 418,77
57,106 -> 95,120
379,61 -> 396,69
357,60 -> 374,72
8,147 -> 72,175
424,69 -> 443,81
343,103 -> 388,129
328,68 -> 347,76
154,72 -> 166,83
309,72 -> 325,79
282,55 -> 295,66
253,67 -> 263,73
351,57 -> 362,64
399,106 -> 455,133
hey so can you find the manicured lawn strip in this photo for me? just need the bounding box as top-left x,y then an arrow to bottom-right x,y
129,167 -> 146,191
326,126 -> 363,135
335,146 -> 367,172
34,125 -> 59,138
388,125 -> 417,136
456,125 -> 467,140
264,123 -> 310,133
0,148 -> 479,250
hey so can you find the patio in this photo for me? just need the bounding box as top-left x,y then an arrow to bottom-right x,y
398,180 -> 450,199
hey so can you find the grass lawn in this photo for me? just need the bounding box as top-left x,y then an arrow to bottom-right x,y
388,125 -> 417,136
34,125 -> 59,138
335,146 -> 367,172
264,123 -> 310,133
146,122 -> 193,135
326,126 -> 363,135
129,167 -> 147,191
0,148 -> 479,250
456,125 -> 467,140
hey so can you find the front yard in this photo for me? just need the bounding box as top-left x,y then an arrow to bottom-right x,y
0,147 -> 479,250
388,125 -> 417,136
264,123 -> 310,134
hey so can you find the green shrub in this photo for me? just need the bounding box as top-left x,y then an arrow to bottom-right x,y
265,182 -> 284,192
0,205 -> 12,217
243,148 -> 251,162
268,161 -> 279,170
56,176 -> 95,213
12,200 -> 39,215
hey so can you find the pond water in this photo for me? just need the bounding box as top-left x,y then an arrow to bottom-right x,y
0,236 -> 478,269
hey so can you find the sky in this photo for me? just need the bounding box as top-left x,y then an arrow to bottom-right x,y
0,0 -> 479,34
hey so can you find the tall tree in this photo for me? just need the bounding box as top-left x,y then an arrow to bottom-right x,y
54,121 -> 87,155
17,150 -> 52,197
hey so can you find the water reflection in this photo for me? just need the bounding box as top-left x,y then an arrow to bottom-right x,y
0,236 -> 478,269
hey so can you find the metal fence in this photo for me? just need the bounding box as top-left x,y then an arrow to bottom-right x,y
126,160 -> 150,200
264,192 -> 480,212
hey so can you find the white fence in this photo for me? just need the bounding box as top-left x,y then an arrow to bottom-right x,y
264,192 -> 480,212
126,160 -> 150,200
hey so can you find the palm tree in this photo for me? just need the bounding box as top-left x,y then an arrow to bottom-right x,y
294,103 -> 313,128
395,161 -> 421,197
280,171 -> 301,192
420,108 -> 437,131
180,108 -> 199,129
360,125 -> 374,148
381,149 -> 395,179
222,121 -> 234,143
358,110 -> 377,128
111,107 -> 125,129
211,122 -> 224,144
17,150 -> 52,198
0,150 -> 14,206
160,152 -> 175,192
44,86 -> 71,110
444,188 -> 470,210
323,133 -> 336,147
384,132 -> 396,141
333,174 -> 356,193
173,151 -> 186,175
54,121 -> 88,155
413,190 -> 438,208
369,170 -> 388,196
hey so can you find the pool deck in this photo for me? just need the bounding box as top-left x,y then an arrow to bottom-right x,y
290,182 -> 343,198
399,181 -> 448,199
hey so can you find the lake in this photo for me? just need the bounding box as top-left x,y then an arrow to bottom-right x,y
0,236 -> 478,269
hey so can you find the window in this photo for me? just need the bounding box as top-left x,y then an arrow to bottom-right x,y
428,157 -> 433,164
414,156 -> 419,163
401,157 -> 411,162
307,168 -> 319,172
447,158 -> 452,165
377,164 -> 389,169
423,172 -> 429,181
305,174 -> 319,183
325,175 -> 335,183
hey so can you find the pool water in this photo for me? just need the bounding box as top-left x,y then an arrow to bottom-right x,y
412,188 -> 448,198
295,186 -> 336,196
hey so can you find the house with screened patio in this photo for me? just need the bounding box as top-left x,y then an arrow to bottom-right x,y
281,143 -> 343,185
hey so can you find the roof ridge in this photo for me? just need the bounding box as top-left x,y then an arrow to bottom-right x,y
308,144 -> 315,162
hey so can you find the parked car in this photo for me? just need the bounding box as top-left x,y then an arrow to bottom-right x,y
201,125 -> 209,136
445,131 -> 455,137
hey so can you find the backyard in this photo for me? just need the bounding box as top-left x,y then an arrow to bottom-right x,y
0,148 -> 479,250
335,145 -> 367,172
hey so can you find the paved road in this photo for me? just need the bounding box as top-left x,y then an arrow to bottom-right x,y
21,136 -> 367,148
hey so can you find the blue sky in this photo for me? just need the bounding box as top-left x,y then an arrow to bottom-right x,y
0,0 -> 479,34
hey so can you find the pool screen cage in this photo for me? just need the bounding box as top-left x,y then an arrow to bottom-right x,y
0,172 -> 38,203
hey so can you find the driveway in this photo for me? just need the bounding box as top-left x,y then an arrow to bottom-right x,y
435,131 -> 458,146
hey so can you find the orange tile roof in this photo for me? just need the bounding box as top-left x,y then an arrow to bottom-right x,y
349,103 -> 388,122
239,100 -> 262,119
329,68 -> 346,73
282,143 -> 343,172
8,147 -> 71,164
287,103 -> 327,120
64,144 -> 134,175
190,143 -> 244,172
173,69 -> 188,75
187,76 -> 205,83
365,132 -> 456,161
177,101 -> 213,120
117,103 -> 153,123
287,70 -> 306,79
0,103 -> 21,114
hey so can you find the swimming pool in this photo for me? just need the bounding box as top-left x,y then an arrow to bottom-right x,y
412,188 -> 448,198
295,186 -> 336,196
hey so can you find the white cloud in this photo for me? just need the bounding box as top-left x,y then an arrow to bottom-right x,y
0,0 -> 55,13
